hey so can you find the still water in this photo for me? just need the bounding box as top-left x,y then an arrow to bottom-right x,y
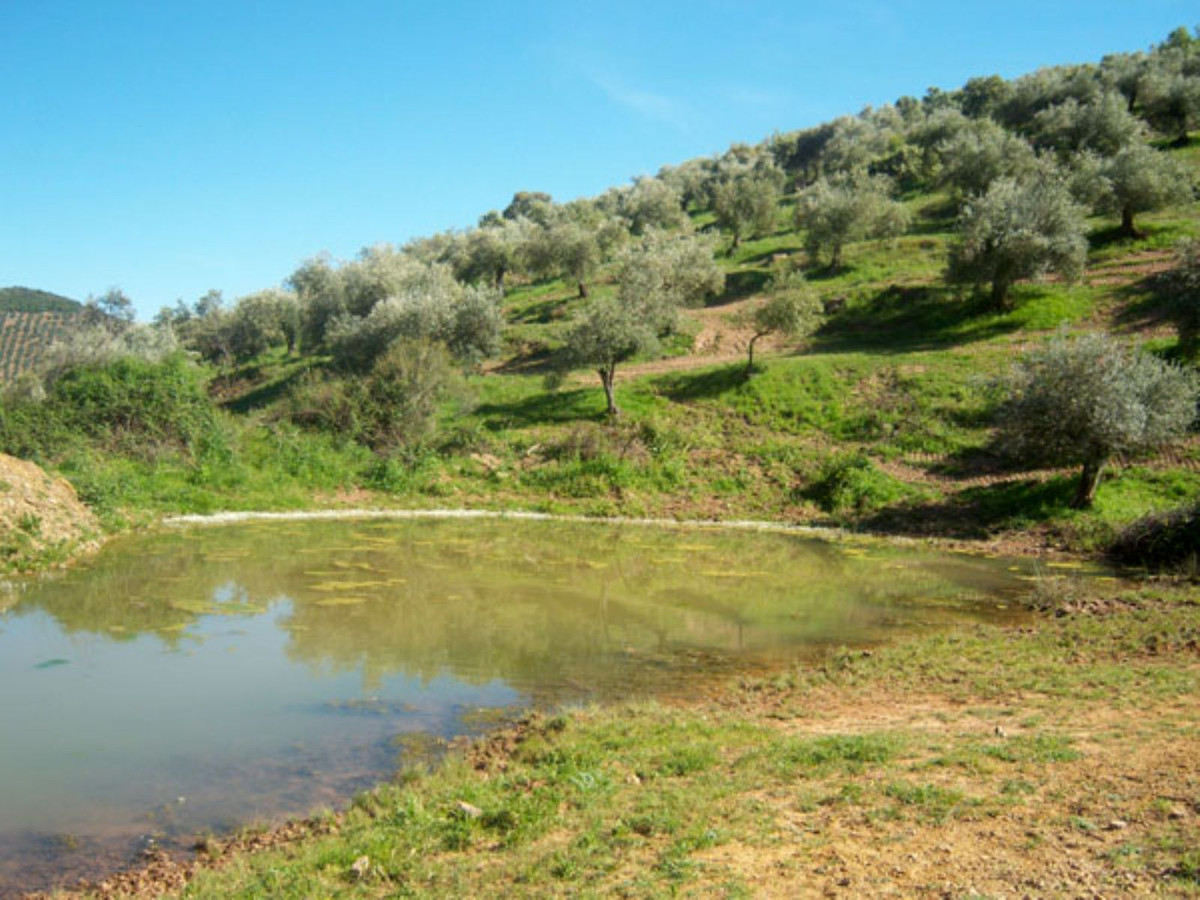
0,516 -> 1039,895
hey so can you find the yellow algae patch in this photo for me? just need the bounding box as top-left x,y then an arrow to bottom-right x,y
314,595 -> 370,607
650,557 -> 687,565
332,561 -> 384,572
308,579 -> 393,592
202,553 -> 250,563
698,569 -> 769,578
219,601 -> 267,615
170,599 -> 219,615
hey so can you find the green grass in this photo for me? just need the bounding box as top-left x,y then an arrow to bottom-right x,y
168,581 -> 1200,898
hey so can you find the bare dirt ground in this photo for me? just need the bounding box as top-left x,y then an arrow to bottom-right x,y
0,453 -> 99,570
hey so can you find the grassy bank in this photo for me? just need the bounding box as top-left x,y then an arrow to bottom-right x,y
64,576 -> 1198,899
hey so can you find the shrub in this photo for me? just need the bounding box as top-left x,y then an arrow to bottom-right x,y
282,340 -> 459,454
803,453 -> 907,515
1107,502 -> 1200,574
0,353 -> 224,463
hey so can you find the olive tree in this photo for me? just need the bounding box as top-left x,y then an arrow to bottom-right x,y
326,276 -> 501,373
289,255 -> 347,351
81,288 -> 136,335
1030,92 -> 1145,157
618,177 -> 688,235
225,289 -> 293,362
522,220 -> 604,297
1156,237 -> 1200,356
615,231 -> 725,335
562,231 -> 724,415
937,119 -> 1039,200
450,219 -> 530,291
948,175 -> 1088,311
735,267 -> 822,376
1140,71 -> 1200,145
1097,141 -> 1193,237
996,331 -> 1199,508
561,300 -> 656,417
794,174 -> 909,270
712,163 -> 784,249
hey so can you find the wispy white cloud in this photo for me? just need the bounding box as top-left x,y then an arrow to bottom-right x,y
576,63 -> 692,129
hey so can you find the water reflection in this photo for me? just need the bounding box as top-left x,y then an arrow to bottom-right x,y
0,518 -> 1034,897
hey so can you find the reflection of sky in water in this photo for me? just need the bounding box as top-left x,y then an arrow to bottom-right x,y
0,600 -> 520,839
0,518 -> 1047,895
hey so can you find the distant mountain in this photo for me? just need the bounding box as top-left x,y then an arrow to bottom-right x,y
0,286 -> 82,314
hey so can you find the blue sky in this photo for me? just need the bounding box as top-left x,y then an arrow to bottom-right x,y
1,1 -> 1193,320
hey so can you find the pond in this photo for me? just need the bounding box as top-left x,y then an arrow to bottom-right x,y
0,515 -> 1047,896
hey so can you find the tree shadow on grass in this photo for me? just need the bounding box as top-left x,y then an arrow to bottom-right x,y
473,387 -> 606,430
222,366 -> 309,415
1112,273 -> 1194,361
490,343 -> 558,375
654,363 -> 747,402
858,476 -> 1076,540
709,269 -> 770,306
508,296 -> 569,325
734,246 -> 802,268
813,285 -> 1020,355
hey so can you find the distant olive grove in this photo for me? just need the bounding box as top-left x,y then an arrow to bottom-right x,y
4,27 -> 1198,493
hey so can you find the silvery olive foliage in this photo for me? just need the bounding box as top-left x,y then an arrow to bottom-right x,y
615,177 -> 688,235
561,231 -> 724,416
1030,92 -> 1145,157
326,277 -> 502,373
711,160 -> 785,248
794,174 -> 910,270
936,118 -> 1039,200
1095,141 -> 1194,236
561,299 -> 656,417
736,266 -> 822,376
615,230 -> 725,335
996,331 -> 1200,507
948,175 -> 1088,311
1157,237 -> 1200,356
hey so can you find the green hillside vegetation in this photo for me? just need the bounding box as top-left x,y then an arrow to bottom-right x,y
4,27 -> 1200,571
0,285 -> 81,313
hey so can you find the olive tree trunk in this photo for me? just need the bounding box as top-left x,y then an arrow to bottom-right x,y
745,332 -> 765,378
1120,206 -> 1145,239
598,365 -> 619,417
1072,458 -> 1106,509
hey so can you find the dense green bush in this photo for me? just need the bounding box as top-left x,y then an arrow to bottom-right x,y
282,339 -> 459,454
0,353 -> 225,463
803,453 -> 908,515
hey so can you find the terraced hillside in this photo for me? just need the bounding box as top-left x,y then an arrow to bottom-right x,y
0,287 -> 82,384
0,311 -> 81,383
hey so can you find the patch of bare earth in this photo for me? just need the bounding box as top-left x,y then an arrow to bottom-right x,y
0,453 -> 100,568
697,683 -> 1200,898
